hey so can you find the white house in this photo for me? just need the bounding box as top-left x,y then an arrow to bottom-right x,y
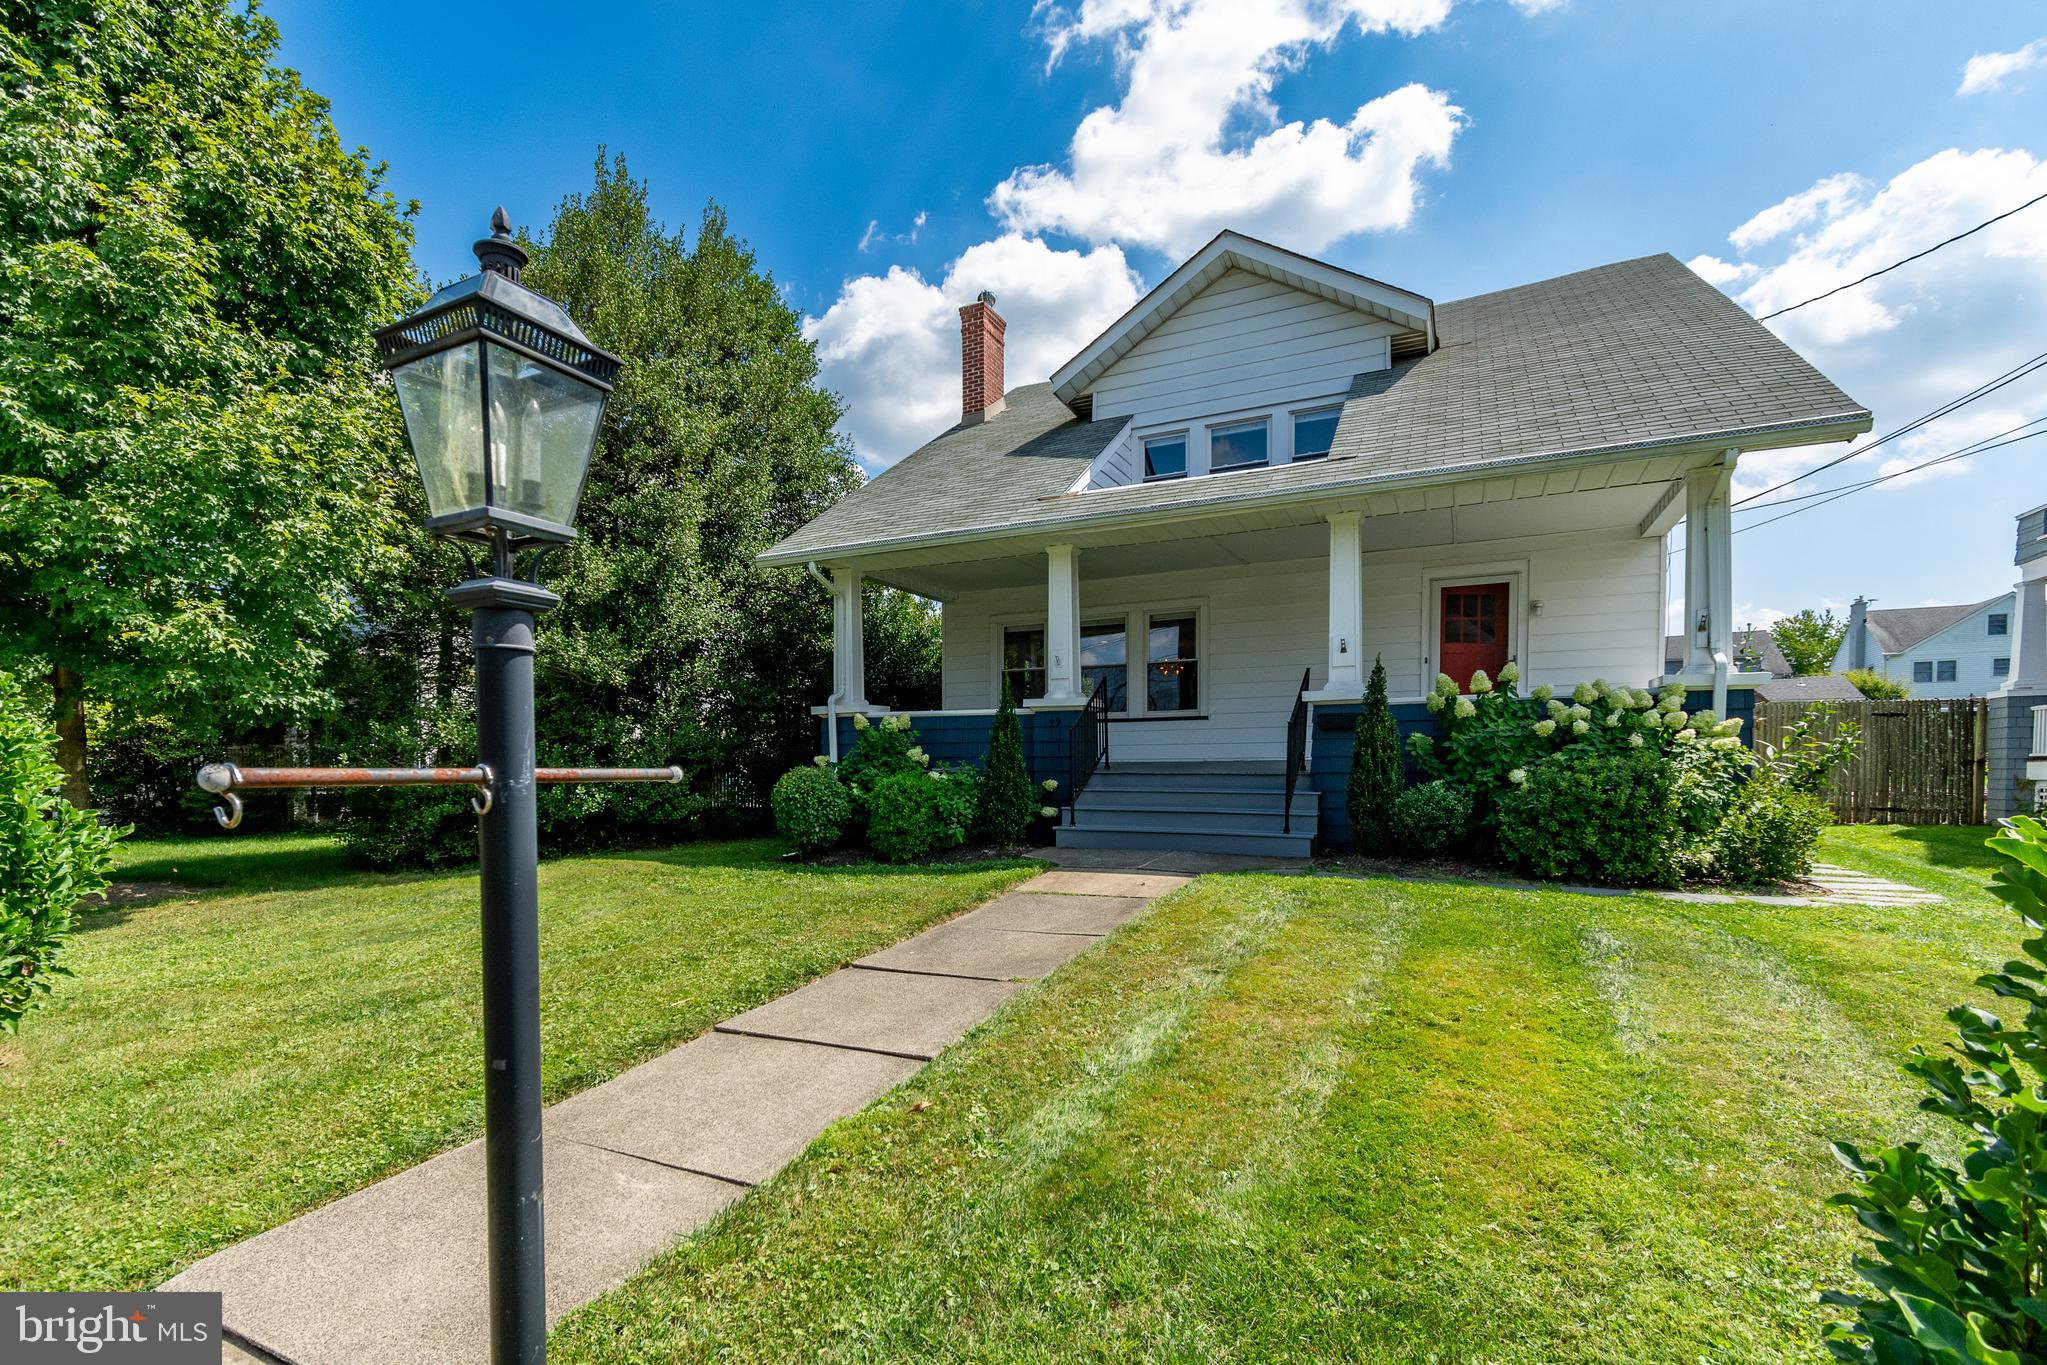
762,232 -> 1870,854
1832,594 -> 2017,699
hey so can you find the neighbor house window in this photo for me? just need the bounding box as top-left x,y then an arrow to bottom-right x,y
1146,613 -> 1199,712
1913,661 -> 1933,683
1996,656 -> 2012,677
1937,659 -> 1958,682
1291,406 -> 1339,461
1003,627 -> 1045,702
1991,613 -> 2010,636
1080,620 -> 1129,711
1208,418 -> 1269,471
1143,434 -> 1187,481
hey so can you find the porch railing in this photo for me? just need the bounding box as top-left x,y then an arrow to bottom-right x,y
2032,704 -> 2047,760
1283,667 -> 1311,835
1066,684 -> 1111,824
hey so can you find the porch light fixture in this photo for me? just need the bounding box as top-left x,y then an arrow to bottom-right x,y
374,208 -> 620,559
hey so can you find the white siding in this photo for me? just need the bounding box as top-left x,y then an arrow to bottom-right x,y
1089,423 -> 1141,489
1842,596 -> 2018,699
1087,269 -> 1396,430
940,528 -> 1665,762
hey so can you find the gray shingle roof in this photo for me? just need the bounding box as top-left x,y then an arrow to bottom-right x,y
1664,629 -> 1791,677
1754,675 -> 1867,703
764,252 -> 1869,565
1864,600 -> 2000,654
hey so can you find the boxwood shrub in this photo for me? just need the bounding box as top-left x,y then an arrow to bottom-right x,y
1494,744 -> 1681,887
771,765 -> 851,855
866,769 -> 978,863
1390,780 -> 1472,857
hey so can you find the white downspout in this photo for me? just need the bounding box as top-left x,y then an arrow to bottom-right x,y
806,561 -> 842,764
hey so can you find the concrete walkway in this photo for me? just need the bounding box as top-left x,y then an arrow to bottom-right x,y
168,865 -> 1192,1365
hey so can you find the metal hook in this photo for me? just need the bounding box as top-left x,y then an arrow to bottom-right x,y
471,764 -> 495,817
213,791 -> 245,830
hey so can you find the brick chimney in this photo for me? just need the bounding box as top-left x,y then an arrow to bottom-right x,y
959,290 -> 1006,425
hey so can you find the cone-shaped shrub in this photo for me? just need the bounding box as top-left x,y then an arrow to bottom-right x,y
1347,655 -> 1403,854
977,675 -> 1034,845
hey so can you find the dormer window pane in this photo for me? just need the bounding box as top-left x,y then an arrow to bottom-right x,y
1210,419 -> 1268,470
1143,435 -> 1187,481
1292,407 -> 1339,461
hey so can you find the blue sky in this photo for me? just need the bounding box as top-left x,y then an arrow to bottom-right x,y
275,0 -> 2047,630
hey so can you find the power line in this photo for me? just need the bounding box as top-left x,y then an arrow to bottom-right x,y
1754,187 -> 2047,321
1734,426 -> 2047,537
1731,350 -> 2047,507
1732,415 -> 2047,515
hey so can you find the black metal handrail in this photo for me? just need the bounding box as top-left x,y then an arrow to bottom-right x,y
1066,684 -> 1112,824
1283,667 -> 1312,834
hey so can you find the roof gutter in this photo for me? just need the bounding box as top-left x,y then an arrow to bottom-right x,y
758,408 -> 1873,569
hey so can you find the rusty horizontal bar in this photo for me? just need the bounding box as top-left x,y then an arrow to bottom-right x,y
534,766 -> 684,784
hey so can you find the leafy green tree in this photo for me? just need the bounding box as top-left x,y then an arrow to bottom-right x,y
1846,667 -> 1909,700
1347,655 -> 1403,854
1772,609 -> 1847,676
0,0 -> 417,804
1,673 -> 120,1031
976,676 -> 1033,846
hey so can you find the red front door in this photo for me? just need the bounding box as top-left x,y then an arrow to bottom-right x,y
1439,583 -> 1510,691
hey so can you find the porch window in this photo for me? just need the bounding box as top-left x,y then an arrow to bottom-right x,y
1209,418 -> 1268,471
1146,613 -> 1199,713
1003,626 -> 1045,702
1143,434 -> 1187,481
1292,406 -> 1339,461
1080,620 -> 1129,711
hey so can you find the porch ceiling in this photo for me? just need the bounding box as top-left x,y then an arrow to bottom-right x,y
860,455 -> 1698,600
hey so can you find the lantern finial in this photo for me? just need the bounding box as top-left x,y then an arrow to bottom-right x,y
474,206 -> 528,280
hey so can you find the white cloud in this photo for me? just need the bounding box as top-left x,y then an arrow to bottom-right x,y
1959,39 -> 2047,95
990,0 -> 1465,256
1507,0 -> 1566,12
1697,147 -> 2047,515
804,235 -> 1143,468
857,212 -> 928,253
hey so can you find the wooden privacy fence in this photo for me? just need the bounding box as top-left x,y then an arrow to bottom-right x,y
1752,697 -> 1987,825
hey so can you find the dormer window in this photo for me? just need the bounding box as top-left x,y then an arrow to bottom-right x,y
1292,406 -> 1339,461
1210,418 -> 1268,471
1143,434 -> 1187,481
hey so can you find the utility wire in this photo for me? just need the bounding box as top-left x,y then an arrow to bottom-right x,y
1734,426 -> 2047,537
1730,350 -> 2047,507
1754,187 -> 2047,321
1732,415 -> 2047,514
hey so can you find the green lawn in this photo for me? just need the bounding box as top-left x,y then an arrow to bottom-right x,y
0,834 -> 1037,1291
552,829 -> 2008,1363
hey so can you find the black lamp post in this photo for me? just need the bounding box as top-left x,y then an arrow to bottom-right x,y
374,209 -> 619,1365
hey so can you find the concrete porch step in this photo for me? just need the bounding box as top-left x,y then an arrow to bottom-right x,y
1078,787 -> 1317,816
1054,823 -> 1314,858
1086,769 -> 1293,794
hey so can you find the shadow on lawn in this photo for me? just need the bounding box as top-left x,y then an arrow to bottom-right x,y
598,839 -> 1043,880
1873,824 -> 2004,873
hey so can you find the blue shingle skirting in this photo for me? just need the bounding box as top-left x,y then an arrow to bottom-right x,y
1987,692 -> 2047,821
821,713 -> 1074,794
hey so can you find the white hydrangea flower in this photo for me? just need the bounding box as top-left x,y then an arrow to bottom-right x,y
1454,697 -> 1477,719
1533,718 -> 1556,737
813,755 -> 831,767
1713,718 -> 1744,737
1042,778 -> 1059,792
1659,696 -> 1683,714
1634,689 -> 1656,709
1603,711 -> 1621,728
1568,704 -> 1592,723
1498,661 -> 1520,685
1426,692 -> 1445,713
1547,698 -> 1570,720
851,712 -> 870,730
1663,709 -> 1690,730
1040,805 -> 1059,818
1709,736 -> 1742,751
1470,669 -> 1493,694
1508,768 -> 1528,785
1572,682 -> 1599,705
1531,683 -> 1554,702
885,714 -> 911,732
1677,728 -> 1697,741
908,747 -> 928,766
1572,719 -> 1590,736
1690,710 -> 1718,728
1435,672 -> 1460,697
1627,732 -> 1644,748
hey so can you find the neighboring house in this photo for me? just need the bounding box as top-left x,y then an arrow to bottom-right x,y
1753,675 -> 1865,703
763,232 -> 1870,853
1831,594 -> 2017,699
1664,628 -> 1790,680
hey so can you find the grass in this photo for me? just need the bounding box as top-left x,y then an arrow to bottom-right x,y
551,830 -> 2007,1363
0,833 -> 1037,1291
1818,822 -> 2007,908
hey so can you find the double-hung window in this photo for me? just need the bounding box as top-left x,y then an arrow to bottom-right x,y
1002,627 -> 1045,703
1291,406 -> 1339,461
1146,613 -> 1199,713
1991,613 -> 2010,636
1208,418 -> 1268,471
1143,434 -> 1187,481
1937,659 -> 1958,683
1913,661 -> 1933,684
1080,620 -> 1129,711
1996,656 -> 2012,678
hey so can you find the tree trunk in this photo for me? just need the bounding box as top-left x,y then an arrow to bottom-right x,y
48,665 -> 92,809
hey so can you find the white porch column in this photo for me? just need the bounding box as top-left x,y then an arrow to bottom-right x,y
1681,458 -> 1735,712
1308,510 -> 1366,701
830,567 -> 871,711
1037,543 -> 1083,705
2006,573 -> 2047,692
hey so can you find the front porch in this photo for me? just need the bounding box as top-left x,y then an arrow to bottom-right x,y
813,454 -> 1761,851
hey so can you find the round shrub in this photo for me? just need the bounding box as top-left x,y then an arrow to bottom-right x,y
866,770 -> 973,864
1389,780 -> 1472,857
1710,783 -> 1831,885
1495,744 -> 1680,887
771,765 -> 851,855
